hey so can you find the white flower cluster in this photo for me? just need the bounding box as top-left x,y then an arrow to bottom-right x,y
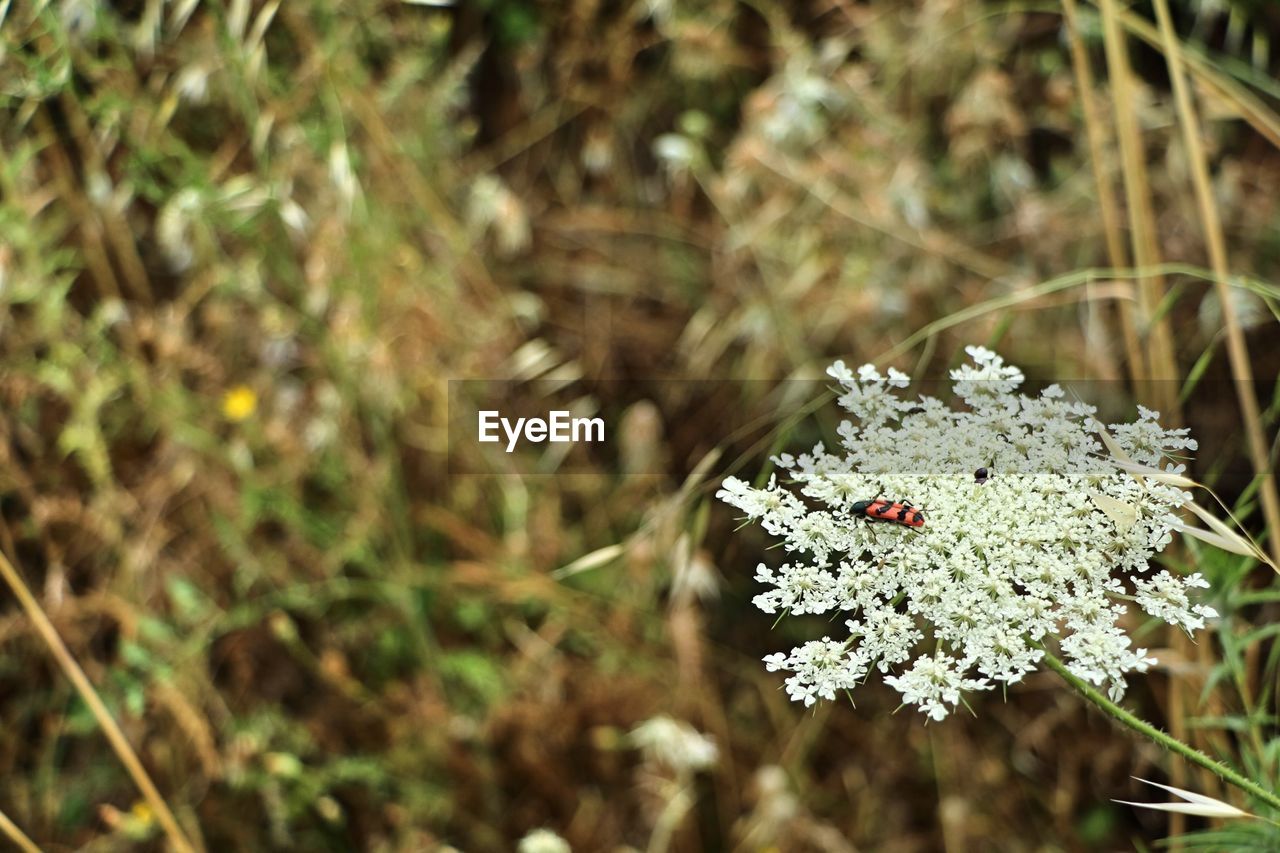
719,347 -> 1213,719
629,716 -> 719,774
517,828 -> 572,853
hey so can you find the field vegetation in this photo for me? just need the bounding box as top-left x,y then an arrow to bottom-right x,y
3,1 -> 1280,850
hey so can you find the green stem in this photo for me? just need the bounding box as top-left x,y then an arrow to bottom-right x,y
1041,650 -> 1280,813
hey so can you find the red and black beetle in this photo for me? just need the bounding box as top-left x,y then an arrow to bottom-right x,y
851,499 -> 925,528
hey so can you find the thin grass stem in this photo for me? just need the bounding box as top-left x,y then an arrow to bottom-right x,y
1062,0 -> 1143,382
0,806 -> 40,853
1152,0 -> 1280,569
1098,0 -> 1181,418
0,550 -> 197,853
1042,649 -> 1280,814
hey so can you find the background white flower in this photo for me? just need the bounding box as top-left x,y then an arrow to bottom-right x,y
517,828 -> 572,853
719,347 -> 1210,718
629,716 -> 719,773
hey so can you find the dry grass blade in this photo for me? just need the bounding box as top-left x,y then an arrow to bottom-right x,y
1090,0 -> 1194,796
680,448 -> 723,500
1107,459 -> 1198,489
1114,776 -> 1256,819
1182,501 -> 1276,571
1173,520 -> 1261,560
1093,420 -> 1144,484
0,805 -> 40,853
551,543 -> 627,581
1111,4 -> 1280,149
1098,0 -> 1180,418
1152,0 -> 1280,569
1062,0 -> 1143,382
0,550 -> 196,853
1112,798 -> 1251,819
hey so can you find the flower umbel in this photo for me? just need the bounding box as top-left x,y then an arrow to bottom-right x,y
719,347 -> 1208,718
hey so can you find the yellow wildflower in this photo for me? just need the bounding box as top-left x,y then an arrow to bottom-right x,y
221,385 -> 258,422
129,801 -> 154,826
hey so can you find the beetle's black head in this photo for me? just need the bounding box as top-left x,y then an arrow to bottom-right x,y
975,467 -> 989,481
851,500 -> 873,515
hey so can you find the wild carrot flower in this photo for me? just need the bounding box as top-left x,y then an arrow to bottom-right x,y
719,347 -> 1210,719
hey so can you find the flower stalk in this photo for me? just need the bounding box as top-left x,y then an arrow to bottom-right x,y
1041,649 -> 1280,814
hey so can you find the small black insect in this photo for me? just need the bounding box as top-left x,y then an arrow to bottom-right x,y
974,467 -> 990,485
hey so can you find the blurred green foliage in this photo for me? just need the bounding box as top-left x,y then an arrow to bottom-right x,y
1,0 -> 1279,850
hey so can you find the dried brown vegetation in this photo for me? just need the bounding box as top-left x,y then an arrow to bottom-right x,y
2,1 -> 1280,850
